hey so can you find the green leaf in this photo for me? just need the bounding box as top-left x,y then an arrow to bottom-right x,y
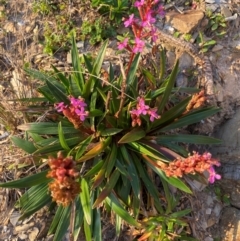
149,164 -> 192,193
84,217 -> 92,241
155,134 -> 222,145
46,80 -> 69,103
150,96 -> 191,132
58,122 -> 71,150
159,47 -> 166,82
203,40 -> 216,47
0,170 -> 49,188
100,128 -> 123,137
211,23 -> 218,31
105,193 -> 141,228
93,169 -> 120,208
80,178 -> 92,225
73,198 -> 84,241
127,53 -> 141,86
83,39 -> 109,98
48,205 -> 65,235
128,142 -> 166,160
92,193 -> 102,241
35,137 -> 83,154
160,107 -> 220,131
118,128 -> 146,144
75,135 -> 93,160
18,183 -> 52,220
71,36 -> 85,92
53,205 -> 71,241
11,136 -> 37,154
18,122 -> 80,135
52,65 -> 70,90
78,137 -> 111,162
157,60 -> 179,114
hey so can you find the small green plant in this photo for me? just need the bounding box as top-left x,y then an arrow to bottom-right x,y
197,31 -> 217,53
32,0 -> 56,15
206,10 -> 227,36
80,17 -> 116,45
91,0 -> 131,22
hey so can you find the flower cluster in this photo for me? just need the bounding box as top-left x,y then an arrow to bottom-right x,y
130,97 -> 160,126
55,96 -> 88,129
162,152 -> 221,184
118,0 -> 165,53
47,152 -> 80,206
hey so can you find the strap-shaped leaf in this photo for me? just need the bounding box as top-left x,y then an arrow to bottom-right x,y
149,163 -> 192,194
0,170 -> 49,188
157,60 -> 179,114
128,142 -> 166,160
58,122 -> 71,150
46,80 -> 69,103
53,205 -> 71,241
18,183 -> 52,220
100,128 -> 123,137
160,107 -> 220,131
75,135 -> 93,160
77,137 -> 111,162
83,40 -> 109,98
93,169 -> 120,208
51,65 -> 70,90
150,96 -> 191,131
48,205 -> 64,235
132,154 -> 163,213
11,136 -> 37,154
127,53 -> 141,86
118,128 -> 146,144
105,193 -> 141,228
71,36 -> 85,92
80,178 -> 92,225
73,198 -> 84,241
155,134 -> 222,145
18,122 -> 80,135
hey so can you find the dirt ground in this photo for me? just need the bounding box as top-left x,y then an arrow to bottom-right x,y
1,0 -> 240,240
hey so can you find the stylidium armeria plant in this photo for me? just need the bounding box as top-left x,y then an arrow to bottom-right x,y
0,1 -> 222,240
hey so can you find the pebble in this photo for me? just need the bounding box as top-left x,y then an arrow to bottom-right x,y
212,44 -> 224,52
29,227 -> 39,241
15,222 -> 34,232
205,0 -> 216,3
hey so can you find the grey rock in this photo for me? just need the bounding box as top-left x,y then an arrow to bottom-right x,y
220,207 -> 240,241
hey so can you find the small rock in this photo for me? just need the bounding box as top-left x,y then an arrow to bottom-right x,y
205,0 -> 216,3
66,51 -> 72,64
179,52 -> 193,69
166,50 -> 176,67
204,237 -> 214,241
10,211 -> 21,226
221,6 -> 232,18
28,227 -> 39,241
18,233 -> 28,240
212,44 -> 224,52
206,208 -> 212,215
76,41 -> 84,49
15,222 -> 34,232
165,10 -> 204,33
3,21 -> 17,33
220,207 -> 240,241
176,73 -> 188,88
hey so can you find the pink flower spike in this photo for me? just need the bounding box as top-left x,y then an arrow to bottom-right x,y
148,108 -> 160,122
208,166 -> 221,184
133,37 -> 145,53
117,38 -> 129,50
55,102 -> 67,112
124,14 -> 135,27
134,0 -> 145,7
75,108 -> 88,121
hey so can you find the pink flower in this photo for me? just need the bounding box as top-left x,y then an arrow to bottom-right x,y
55,102 -> 67,112
134,0 -> 145,7
117,38 -> 129,50
158,5 -> 165,17
124,14 -> 135,27
141,11 -> 156,27
75,107 -> 89,121
70,97 -> 87,108
133,37 -> 145,53
148,108 -> 160,122
208,166 -> 221,184
150,27 -> 158,42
